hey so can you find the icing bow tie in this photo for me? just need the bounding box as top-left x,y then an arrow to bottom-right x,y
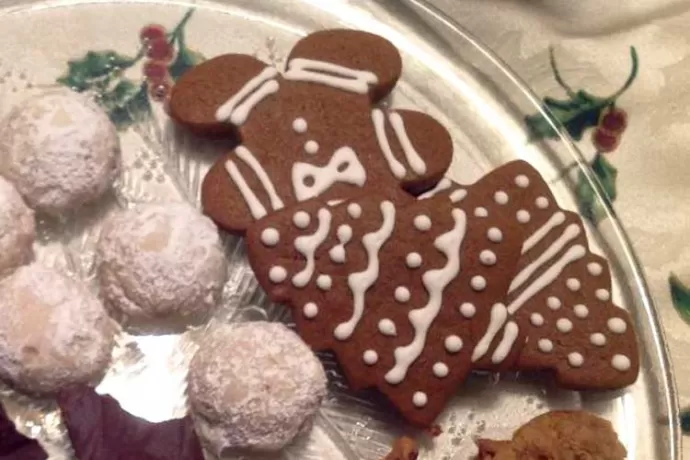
291,146 -> 367,201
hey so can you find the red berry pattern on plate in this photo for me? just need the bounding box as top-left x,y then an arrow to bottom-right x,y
140,23 -> 167,44
592,128 -> 619,153
599,107 -> 628,134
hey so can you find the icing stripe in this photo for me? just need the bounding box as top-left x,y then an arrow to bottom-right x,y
508,223 -> 581,293
385,208 -> 467,384
450,189 -> 467,203
230,80 -> 279,125
335,201 -> 396,341
292,208 -> 332,288
224,160 -> 267,219
507,244 -> 587,315
235,146 -> 285,212
521,211 -> 566,254
372,109 -> 407,179
472,303 -> 507,362
491,321 -> 519,364
388,112 -> 427,175
418,178 -> 452,200
284,58 -> 378,94
215,67 -> 279,123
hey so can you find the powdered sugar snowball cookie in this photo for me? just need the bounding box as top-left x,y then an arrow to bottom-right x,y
188,322 -> 328,455
0,88 -> 120,215
0,176 -> 35,279
97,203 -> 227,332
0,263 -> 115,395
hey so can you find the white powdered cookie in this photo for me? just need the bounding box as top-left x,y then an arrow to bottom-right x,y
0,176 -> 35,279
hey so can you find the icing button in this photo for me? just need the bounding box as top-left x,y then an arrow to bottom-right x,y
412,391 -> 428,408
303,302 -> 318,318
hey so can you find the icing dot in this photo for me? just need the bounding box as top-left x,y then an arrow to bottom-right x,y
568,352 -> 584,367
337,225 -> 353,243
535,196 -> 549,209
596,288 -> 611,301
304,140 -> 319,154
460,302 -> 476,318
303,302 -> 318,318
590,333 -> 606,346
487,227 -> 503,243
414,215 -> 432,231
547,297 -> 561,310
433,362 -> 449,378
588,262 -> 603,276
573,304 -> 589,318
395,286 -> 411,303
317,274 -> 332,291
566,278 -> 581,291
470,276 -> 487,291
607,317 -> 627,334
347,203 -> 362,219
412,391 -> 428,408
329,246 -> 346,264
611,354 -> 631,371
405,252 -> 422,268
530,313 -> 544,327
378,319 -> 397,336
538,339 -> 553,353
515,175 -> 530,188
293,211 -> 310,228
494,190 -> 509,205
292,117 -> 307,133
474,207 -> 489,218
450,189 -> 467,202
363,350 -> 378,365
516,210 -> 530,223
444,335 -> 463,353
556,318 -> 573,333
261,228 -> 280,246
269,266 -> 287,283
479,249 -> 497,266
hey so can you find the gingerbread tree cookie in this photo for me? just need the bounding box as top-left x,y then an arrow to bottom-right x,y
169,30 -> 454,234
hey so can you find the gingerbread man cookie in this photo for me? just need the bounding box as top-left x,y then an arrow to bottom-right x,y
169,29 -> 454,234
245,160 -> 639,427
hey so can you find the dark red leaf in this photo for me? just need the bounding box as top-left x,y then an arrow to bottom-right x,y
0,405 -> 47,460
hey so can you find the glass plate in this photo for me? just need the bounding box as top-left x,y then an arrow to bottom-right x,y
0,0 -> 679,459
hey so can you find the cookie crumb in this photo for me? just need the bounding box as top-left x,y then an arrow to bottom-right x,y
383,436 -> 419,460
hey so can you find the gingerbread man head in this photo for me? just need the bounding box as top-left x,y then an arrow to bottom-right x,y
169,29 -> 454,234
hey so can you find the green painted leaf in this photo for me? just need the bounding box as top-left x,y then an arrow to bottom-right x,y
591,154 -> 618,201
670,274 -> 690,325
526,90 -> 607,141
96,80 -> 151,130
57,50 -> 136,92
681,408 -> 690,434
168,31 -> 205,81
575,154 -> 618,224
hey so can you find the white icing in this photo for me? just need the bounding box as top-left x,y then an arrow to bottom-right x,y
394,286 -> 411,303
444,335 -> 463,353
329,245 -> 346,264
337,225 -> 353,243
574,304 -> 589,318
590,333 -> 606,346
292,208 -> 332,288
538,338 -> 554,353
547,297 -> 562,310
474,207 -> 489,218
535,196 -> 549,209
224,160 -> 267,219
494,190 -> 509,205
303,302 -> 318,318
607,317 -> 627,334
371,109 -> 407,179
612,354 -> 631,371
516,210 -> 530,223
347,203 -> 362,219
479,249 -> 497,266
363,350 -> 378,365
556,318 -> 573,333
269,266 -> 287,283
588,262 -> 603,276
530,313 -> 544,326
261,228 -> 280,246
471,275 -> 487,291
293,211 -> 311,229
405,252 -> 422,268
521,212 -> 566,254
385,209 -> 466,384
596,288 -> 611,301
509,224 -> 581,293
450,189 -> 467,203
566,278 -> 581,291
507,245 -> 586,315
335,201 -> 396,340
215,67 -> 279,124
412,391 -> 428,408
292,117 -> 308,133
568,352 -> 584,367
413,214 -> 432,231
433,362 -> 449,378
291,146 -> 366,201
515,175 -> 530,188
304,140 -> 319,154
418,178 -> 452,200
327,199 -> 344,207
236,146 -> 285,212
460,302 -> 476,318
487,227 -> 503,243
284,58 -> 378,94
389,112 -> 427,175
378,319 -> 397,337
492,321 -> 519,364
317,274 -> 332,291
472,303 -> 507,362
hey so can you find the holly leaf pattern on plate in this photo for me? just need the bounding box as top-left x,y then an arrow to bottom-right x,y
526,90 -> 607,141
57,50 -> 136,92
576,154 -> 617,223
670,273 -> 690,325
97,80 -> 152,130
168,30 -> 205,81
